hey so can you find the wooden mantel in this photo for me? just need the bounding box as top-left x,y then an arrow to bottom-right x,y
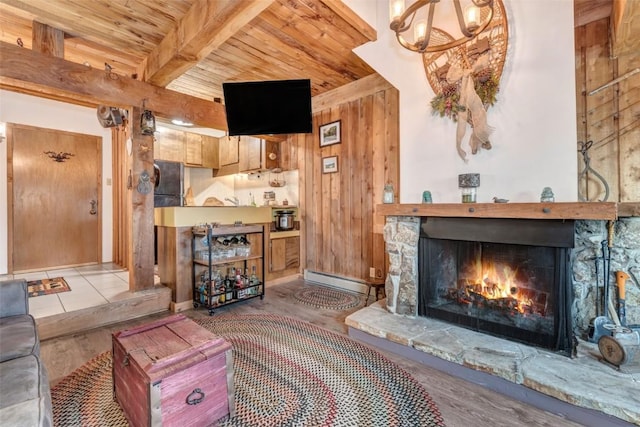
375,202 -> 621,221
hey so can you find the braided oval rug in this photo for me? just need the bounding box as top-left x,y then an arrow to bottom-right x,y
51,314 -> 445,427
293,285 -> 362,310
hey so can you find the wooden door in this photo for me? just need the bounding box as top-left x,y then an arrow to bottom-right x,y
8,124 -> 102,272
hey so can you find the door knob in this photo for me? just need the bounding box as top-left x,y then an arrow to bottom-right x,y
89,200 -> 97,215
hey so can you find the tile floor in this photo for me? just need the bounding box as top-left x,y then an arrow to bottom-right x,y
1,263 -> 136,319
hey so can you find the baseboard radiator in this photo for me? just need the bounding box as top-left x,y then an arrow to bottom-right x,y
304,270 -> 369,295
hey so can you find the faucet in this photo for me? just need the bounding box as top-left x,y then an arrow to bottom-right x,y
225,196 -> 239,206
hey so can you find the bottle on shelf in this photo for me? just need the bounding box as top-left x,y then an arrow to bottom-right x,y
250,266 -> 259,295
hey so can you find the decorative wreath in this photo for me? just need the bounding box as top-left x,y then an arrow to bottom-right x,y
422,0 -> 508,160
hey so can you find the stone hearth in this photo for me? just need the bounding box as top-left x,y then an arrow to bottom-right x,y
346,302 -> 639,425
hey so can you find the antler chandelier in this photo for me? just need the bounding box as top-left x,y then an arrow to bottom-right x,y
389,0 -> 495,53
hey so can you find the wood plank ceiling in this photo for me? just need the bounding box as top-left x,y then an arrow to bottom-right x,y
0,0 -> 377,105
0,0 -> 637,106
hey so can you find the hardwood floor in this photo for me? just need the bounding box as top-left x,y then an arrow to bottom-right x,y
40,278 -> 583,427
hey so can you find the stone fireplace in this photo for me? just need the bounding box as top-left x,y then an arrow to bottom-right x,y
346,205 -> 639,424
381,213 -> 640,344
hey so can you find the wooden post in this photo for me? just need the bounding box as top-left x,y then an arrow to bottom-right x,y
128,107 -> 155,291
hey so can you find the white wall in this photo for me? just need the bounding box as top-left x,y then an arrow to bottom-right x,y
0,90 -> 113,274
187,168 -> 299,207
345,0 -> 578,203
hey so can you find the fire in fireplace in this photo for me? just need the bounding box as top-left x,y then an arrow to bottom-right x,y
418,217 -> 575,355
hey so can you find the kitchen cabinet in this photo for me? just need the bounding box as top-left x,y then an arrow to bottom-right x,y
156,129 -> 219,168
215,136 -> 279,176
269,235 -> 300,275
219,136 -> 239,166
186,134 -> 219,168
239,136 -> 262,171
184,133 -> 203,166
201,135 -> 219,168
154,128 -> 184,163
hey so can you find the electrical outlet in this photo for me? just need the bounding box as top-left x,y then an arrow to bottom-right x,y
369,267 -> 376,278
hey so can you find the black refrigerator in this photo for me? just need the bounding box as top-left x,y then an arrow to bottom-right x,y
154,160 -> 183,207
154,160 -> 183,264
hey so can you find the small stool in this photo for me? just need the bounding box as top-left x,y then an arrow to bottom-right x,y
364,279 -> 386,306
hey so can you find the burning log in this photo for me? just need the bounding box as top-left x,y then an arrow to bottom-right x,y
446,281 -> 550,318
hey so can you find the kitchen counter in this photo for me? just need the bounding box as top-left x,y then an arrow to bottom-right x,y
155,206 -> 273,227
270,230 -> 300,239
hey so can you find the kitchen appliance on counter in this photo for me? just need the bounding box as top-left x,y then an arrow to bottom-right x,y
154,160 -> 183,207
275,210 -> 295,231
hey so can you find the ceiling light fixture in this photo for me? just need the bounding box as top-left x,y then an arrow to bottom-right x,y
389,0 -> 494,53
171,119 -> 194,127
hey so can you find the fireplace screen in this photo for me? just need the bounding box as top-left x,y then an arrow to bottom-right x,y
419,218 -> 574,355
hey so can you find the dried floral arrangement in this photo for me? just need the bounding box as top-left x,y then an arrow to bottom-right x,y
422,0 -> 508,161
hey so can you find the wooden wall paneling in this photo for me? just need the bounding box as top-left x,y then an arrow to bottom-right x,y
309,115 -> 323,270
348,98 -> 364,279
5,125 -> 14,272
371,88 -> 398,278
320,109 -> 333,273
575,24 -> 588,201
360,94 -> 374,280
295,132 -> 306,273
618,54 -> 640,201
336,102 -> 351,276
157,226 -> 193,304
111,127 -> 129,268
584,18 -> 618,202
290,134 -> 299,170
294,75 -> 399,282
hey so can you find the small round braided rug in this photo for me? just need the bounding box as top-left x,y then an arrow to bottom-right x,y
51,314 -> 445,426
293,285 -> 361,310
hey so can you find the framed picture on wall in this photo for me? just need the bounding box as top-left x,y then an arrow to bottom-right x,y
322,156 -> 338,174
319,120 -> 341,147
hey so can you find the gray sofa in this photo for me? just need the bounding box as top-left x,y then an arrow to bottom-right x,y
0,279 -> 53,426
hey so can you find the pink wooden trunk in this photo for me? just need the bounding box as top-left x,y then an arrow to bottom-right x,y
112,314 -> 234,427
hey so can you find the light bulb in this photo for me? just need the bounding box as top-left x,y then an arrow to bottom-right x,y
389,0 -> 405,23
465,4 -> 481,32
414,19 -> 428,44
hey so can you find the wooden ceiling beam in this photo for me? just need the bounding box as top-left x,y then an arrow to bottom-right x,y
138,0 -> 274,87
0,41 -> 227,129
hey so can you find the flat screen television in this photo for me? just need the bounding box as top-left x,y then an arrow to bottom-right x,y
222,79 -> 312,136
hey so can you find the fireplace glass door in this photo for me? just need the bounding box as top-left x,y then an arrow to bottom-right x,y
418,218 -> 574,355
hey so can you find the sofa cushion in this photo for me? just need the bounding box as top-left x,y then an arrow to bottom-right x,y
0,315 -> 40,362
0,279 -> 29,318
0,354 -> 52,427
